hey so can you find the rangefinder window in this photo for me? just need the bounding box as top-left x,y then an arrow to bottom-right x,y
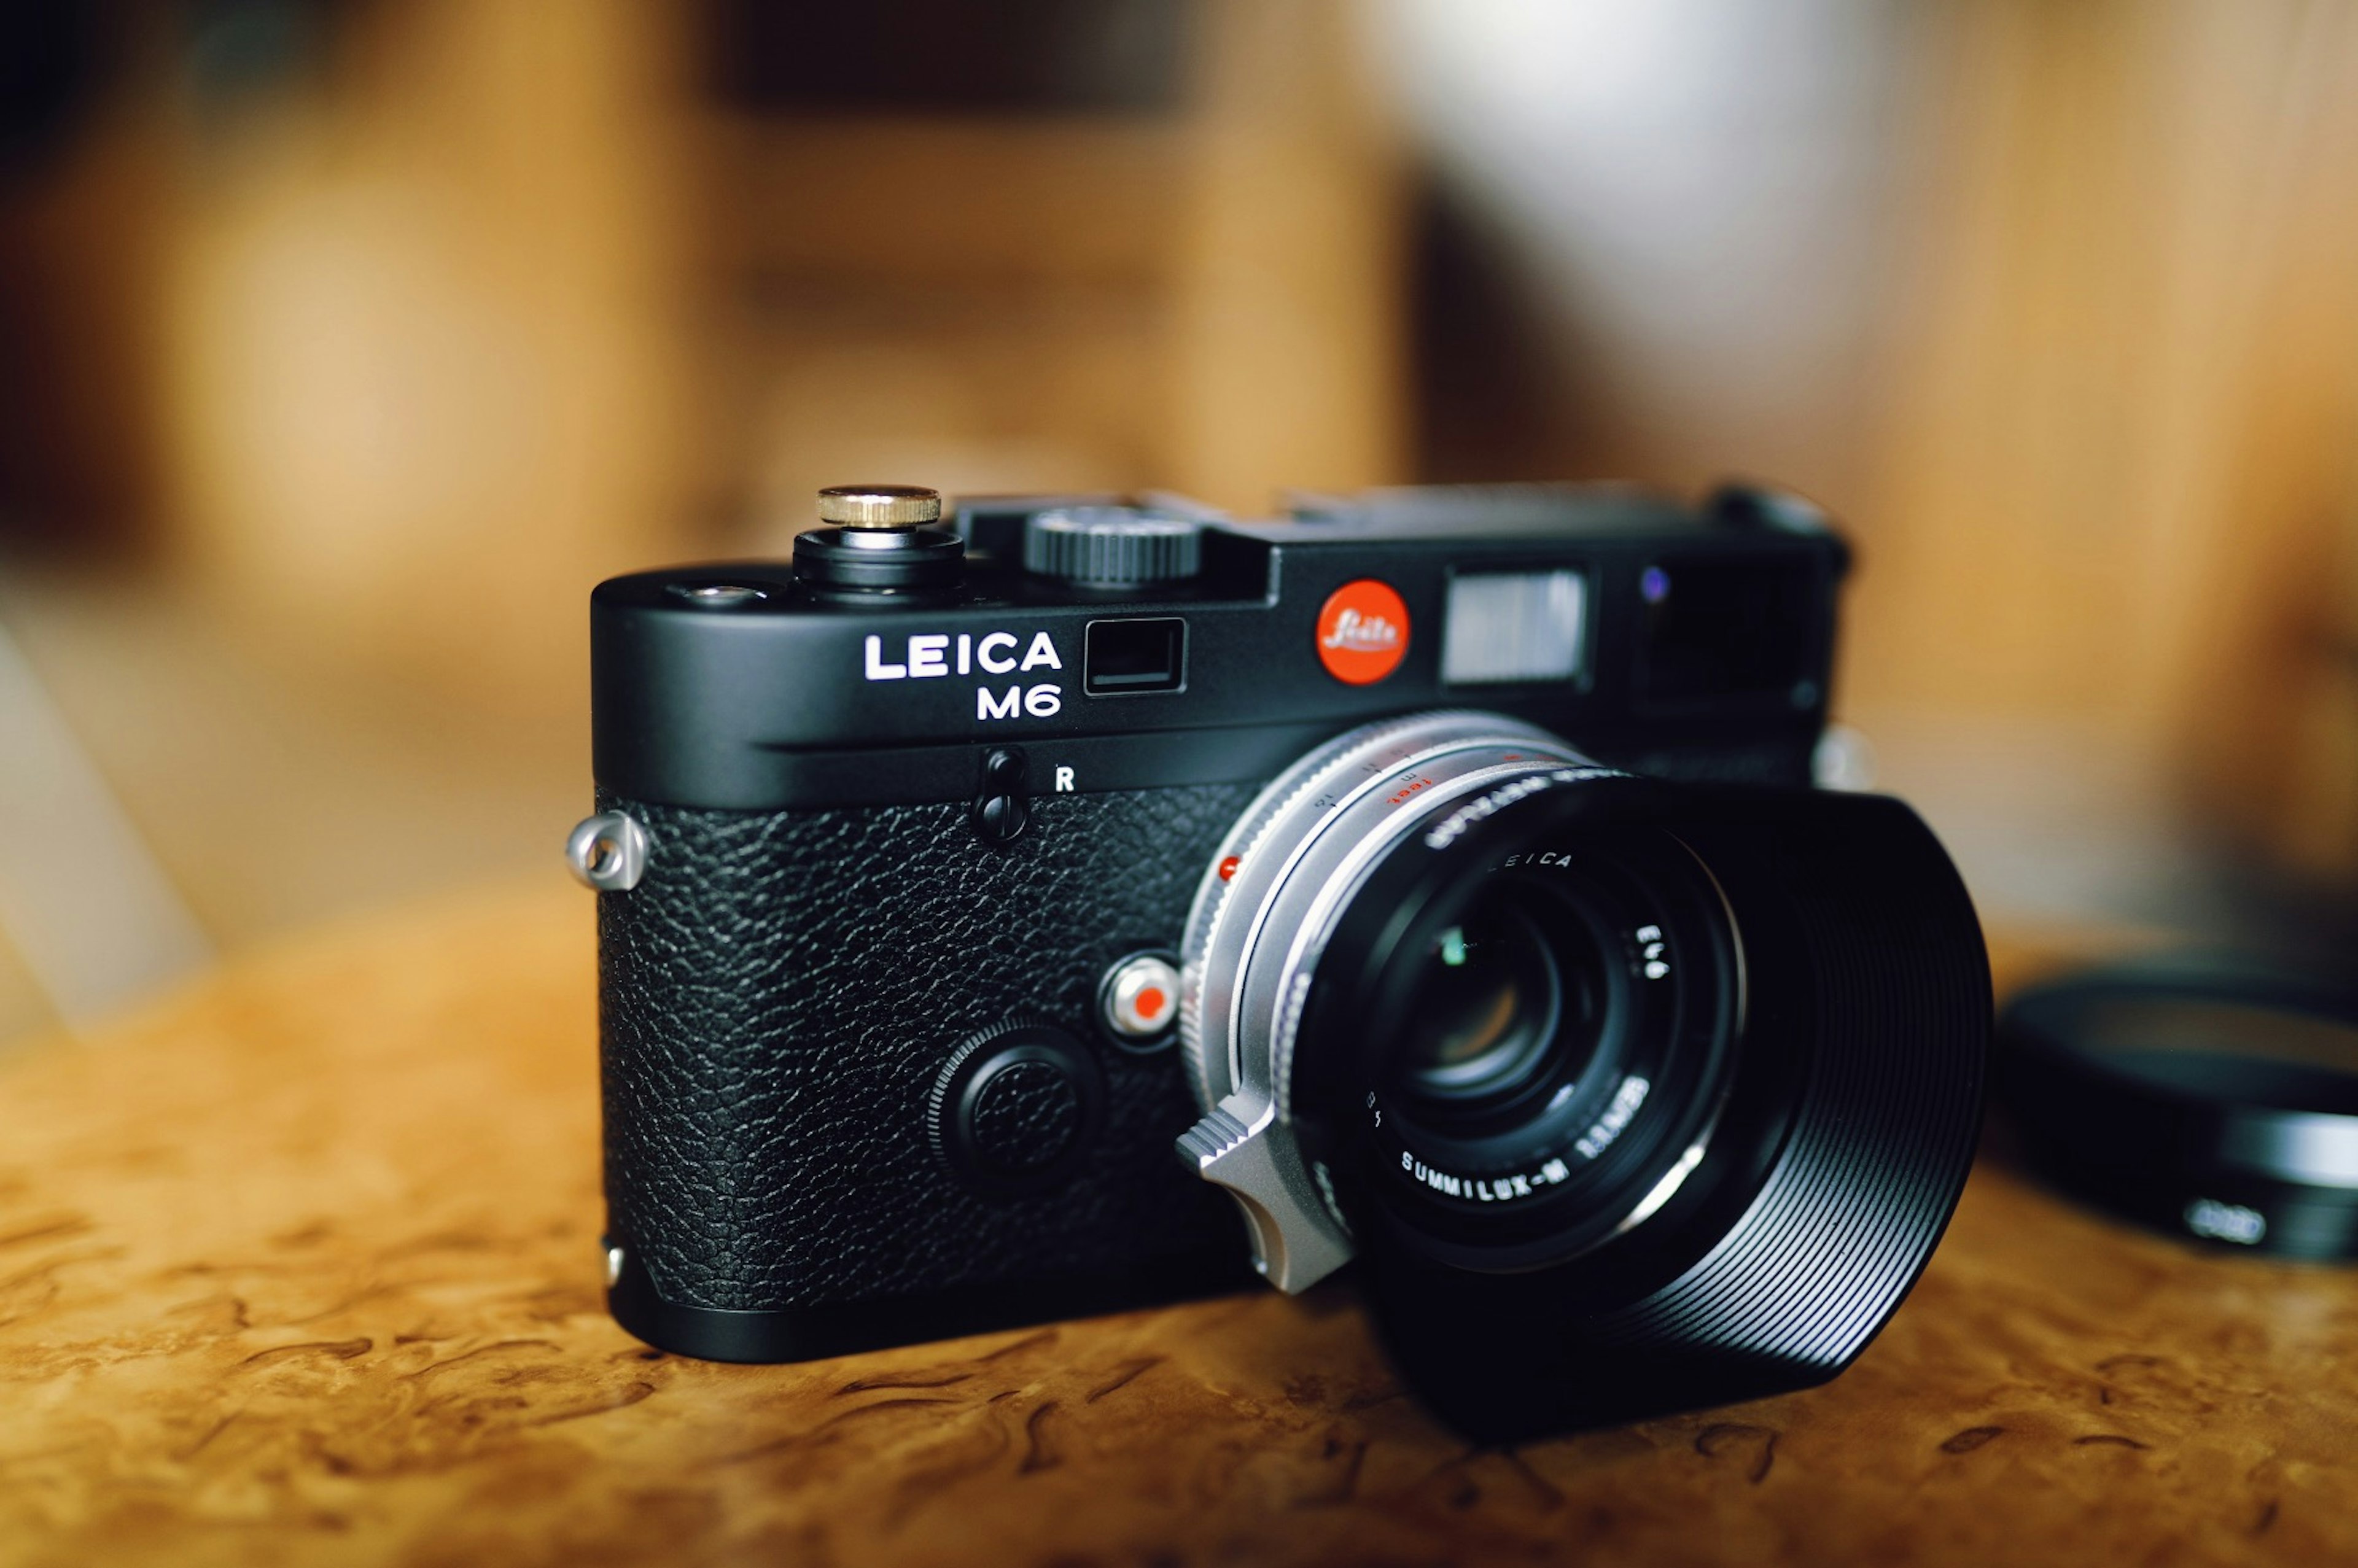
1635,556 -> 1821,707
1441,570 -> 1588,686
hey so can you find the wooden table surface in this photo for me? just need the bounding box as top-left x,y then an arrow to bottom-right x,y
1,879 -> 2351,1567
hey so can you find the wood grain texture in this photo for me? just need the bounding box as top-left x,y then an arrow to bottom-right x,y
0,880 -> 2350,1567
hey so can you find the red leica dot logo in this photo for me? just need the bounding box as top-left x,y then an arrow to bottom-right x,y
1316,580 -> 1410,685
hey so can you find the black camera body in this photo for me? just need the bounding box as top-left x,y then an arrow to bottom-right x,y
583,483 -> 1985,1438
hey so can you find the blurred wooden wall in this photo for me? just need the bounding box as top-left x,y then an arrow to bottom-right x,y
0,0 -> 1407,1036
3,0 -> 2351,947
0,0 -> 1404,713
710,0 -> 1404,538
1398,0 -> 2358,891
157,0 -> 697,715
1854,0 -> 2358,880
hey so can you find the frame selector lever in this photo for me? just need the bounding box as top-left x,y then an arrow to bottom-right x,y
972,746 -> 1030,846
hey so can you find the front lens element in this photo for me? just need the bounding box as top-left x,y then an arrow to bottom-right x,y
1397,887 -> 1595,1107
1337,825 -> 1740,1275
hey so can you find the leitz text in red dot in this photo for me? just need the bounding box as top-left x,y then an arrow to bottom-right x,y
1315,580 -> 1410,685
1217,856 -> 1241,882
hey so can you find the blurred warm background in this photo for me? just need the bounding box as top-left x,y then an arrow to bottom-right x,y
1,0 -> 2354,1046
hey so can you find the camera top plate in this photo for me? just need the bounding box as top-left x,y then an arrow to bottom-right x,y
590,484 -> 1846,811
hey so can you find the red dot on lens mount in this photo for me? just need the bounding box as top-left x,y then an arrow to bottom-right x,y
1218,856 -> 1240,882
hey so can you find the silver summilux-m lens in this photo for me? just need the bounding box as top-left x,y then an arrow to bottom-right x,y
1176,712 -> 1741,1290
1177,709 -> 1988,1441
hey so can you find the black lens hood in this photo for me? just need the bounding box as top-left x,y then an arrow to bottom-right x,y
1998,958 -> 2358,1260
1302,778 -> 1990,1442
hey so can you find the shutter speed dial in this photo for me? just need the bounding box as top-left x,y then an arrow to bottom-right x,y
1023,506 -> 1204,587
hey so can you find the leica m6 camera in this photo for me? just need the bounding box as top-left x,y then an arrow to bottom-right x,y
572,481 -> 1989,1440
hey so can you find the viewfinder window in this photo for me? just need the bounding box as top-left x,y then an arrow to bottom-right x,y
1441,571 -> 1587,685
1084,618 -> 1186,696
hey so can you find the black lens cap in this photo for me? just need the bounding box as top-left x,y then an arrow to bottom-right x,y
1998,955 -> 2358,1259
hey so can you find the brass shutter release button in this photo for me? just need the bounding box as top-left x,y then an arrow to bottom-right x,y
817,484 -> 943,530
795,484 -> 964,600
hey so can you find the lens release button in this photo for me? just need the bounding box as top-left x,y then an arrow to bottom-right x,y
1099,950 -> 1181,1049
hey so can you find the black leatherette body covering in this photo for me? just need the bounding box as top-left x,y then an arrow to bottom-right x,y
597,783 -> 1259,1313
